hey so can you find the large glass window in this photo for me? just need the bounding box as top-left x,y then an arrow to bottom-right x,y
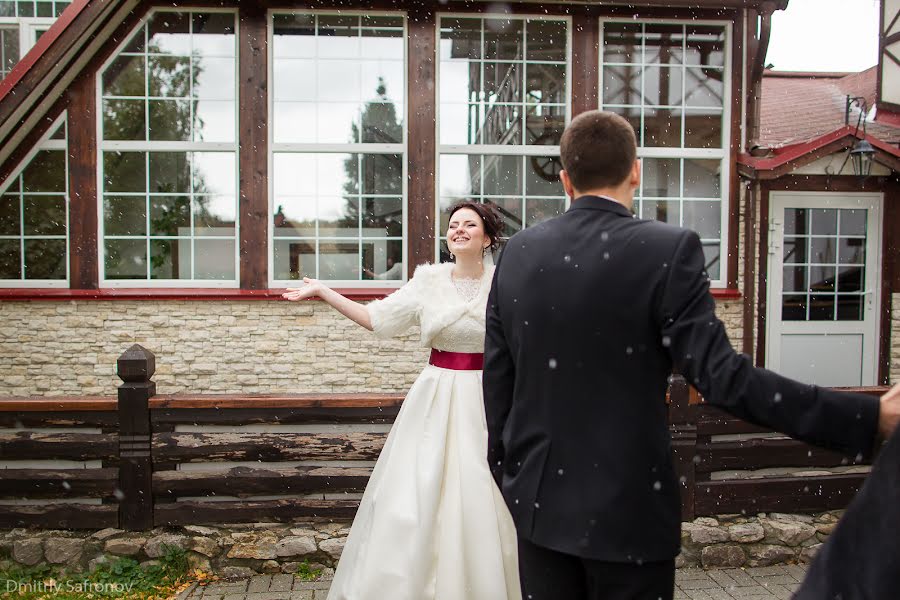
0,117 -> 68,286
601,20 -> 729,283
98,10 -> 238,286
0,1 -> 71,18
270,13 -> 405,285
438,15 -> 569,260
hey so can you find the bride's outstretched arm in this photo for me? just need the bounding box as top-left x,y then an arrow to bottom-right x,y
283,277 -> 373,331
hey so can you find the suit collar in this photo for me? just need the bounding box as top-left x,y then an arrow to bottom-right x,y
567,195 -> 635,218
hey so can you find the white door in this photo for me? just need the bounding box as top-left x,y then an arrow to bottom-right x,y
766,192 -> 882,387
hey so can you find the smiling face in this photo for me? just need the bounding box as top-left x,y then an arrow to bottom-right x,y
446,207 -> 490,259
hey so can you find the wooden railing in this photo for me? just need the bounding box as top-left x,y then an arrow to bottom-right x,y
667,376 -> 887,520
0,345 -> 888,530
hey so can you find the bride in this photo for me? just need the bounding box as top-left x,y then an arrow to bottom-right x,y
282,202 -> 521,600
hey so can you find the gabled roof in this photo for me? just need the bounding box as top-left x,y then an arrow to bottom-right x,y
738,68 -> 900,178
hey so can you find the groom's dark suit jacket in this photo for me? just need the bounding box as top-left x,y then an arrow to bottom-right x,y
483,195 -> 880,563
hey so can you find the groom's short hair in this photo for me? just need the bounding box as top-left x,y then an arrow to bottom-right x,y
560,111 -> 637,191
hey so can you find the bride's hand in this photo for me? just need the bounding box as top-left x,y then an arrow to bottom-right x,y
282,277 -> 324,301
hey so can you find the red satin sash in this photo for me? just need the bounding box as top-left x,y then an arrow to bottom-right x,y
429,349 -> 484,371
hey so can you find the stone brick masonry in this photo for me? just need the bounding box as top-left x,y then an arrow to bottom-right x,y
0,298 -> 746,397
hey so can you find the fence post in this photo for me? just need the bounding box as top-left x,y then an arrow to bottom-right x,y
668,374 -> 698,521
117,344 -> 156,531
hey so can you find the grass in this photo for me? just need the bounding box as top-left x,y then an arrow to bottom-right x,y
294,561 -> 323,582
0,545 -> 195,600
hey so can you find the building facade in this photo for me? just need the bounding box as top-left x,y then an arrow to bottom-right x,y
0,0 -> 896,397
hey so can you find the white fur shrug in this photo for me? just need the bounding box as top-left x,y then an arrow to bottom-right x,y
366,262 -> 494,352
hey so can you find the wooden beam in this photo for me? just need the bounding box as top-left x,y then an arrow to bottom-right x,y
152,465 -> 372,497
0,504 -> 118,529
0,397 -> 117,411
727,12 -> 745,290
238,4 -> 269,289
149,393 -> 404,409
0,431 -> 118,461
406,6 -> 437,273
694,473 -> 866,516
571,14 -> 599,117
150,406 -> 400,426
152,431 -> 387,463
695,439 -> 857,473
154,498 -> 360,526
67,70 -> 99,289
0,468 -> 118,498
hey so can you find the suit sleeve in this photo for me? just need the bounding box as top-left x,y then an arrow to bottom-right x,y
483,251 -> 515,485
658,230 -> 880,461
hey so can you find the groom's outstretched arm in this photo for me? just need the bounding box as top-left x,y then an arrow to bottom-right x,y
658,229 -> 881,461
484,253 -> 515,486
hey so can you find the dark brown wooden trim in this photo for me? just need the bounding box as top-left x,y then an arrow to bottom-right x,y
694,473 -> 866,516
407,6 -> 437,274
0,504 -> 118,529
0,431 -> 118,460
66,70 -> 99,289
154,498 -> 360,526
0,468 -> 118,498
571,13 -> 599,117
755,183 -> 770,367
152,465 -> 372,497
151,406 -> 401,425
0,288 -> 396,301
881,177 -> 899,384
0,398 -> 116,412
763,175 -> 887,192
741,181 -> 755,356
151,431 -> 387,462
878,0 -> 885,109
695,439 -> 855,473
150,393 -> 404,409
238,4 -> 269,290
0,411 -> 119,428
727,11 -> 744,290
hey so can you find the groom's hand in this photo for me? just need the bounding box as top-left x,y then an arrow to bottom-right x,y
878,384 -> 900,441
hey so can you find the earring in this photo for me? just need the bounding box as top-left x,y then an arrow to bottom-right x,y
450,252 -> 455,260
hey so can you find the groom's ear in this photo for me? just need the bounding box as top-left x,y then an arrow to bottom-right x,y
560,169 -> 575,199
630,159 -> 641,189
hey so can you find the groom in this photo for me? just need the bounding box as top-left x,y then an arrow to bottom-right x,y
482,110 -> 900,599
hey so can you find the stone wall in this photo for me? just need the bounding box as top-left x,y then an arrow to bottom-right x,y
0,298 -> 744,397
0,512 -> 840,577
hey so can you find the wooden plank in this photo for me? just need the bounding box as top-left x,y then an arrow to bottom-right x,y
150,394 -> 404,410
0,432 -> 118,460
152,465 -> 371,497
0,468 -> 118,498
154,498 -> 360,526
0,504 -> 119,529
0,411 -> 118,428
696,438 -> 857,473
406,6 -> 436,273
238,3 -> 268,289
0,397 -> 117,412
571,14 -> 599,117
694,473 -> 867,516
756,183 -> 770,366
696,415 -> 773,436
152,431 -> 387,463
726,10 -> 743,290
151,406 -> 400,426
66,64 -> 99,288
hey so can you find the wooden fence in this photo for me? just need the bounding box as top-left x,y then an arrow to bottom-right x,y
0,344 -> 887,530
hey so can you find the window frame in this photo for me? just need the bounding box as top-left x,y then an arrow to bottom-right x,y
95,6 -> 241,289
598,17 -> 732,288
0,112 -> 69,288
0,16 -> 56,79
434,12 -> 574,261
266,8 -> 409,289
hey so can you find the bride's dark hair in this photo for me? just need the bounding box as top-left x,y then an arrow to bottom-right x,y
447,201 -> 504,253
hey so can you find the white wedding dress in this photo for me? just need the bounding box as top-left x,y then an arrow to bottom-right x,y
326,262 -> 521,600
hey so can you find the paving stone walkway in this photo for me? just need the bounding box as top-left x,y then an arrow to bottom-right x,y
175,565 -> 809,600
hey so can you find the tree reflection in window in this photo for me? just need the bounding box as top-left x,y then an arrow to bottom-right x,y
100,10 -> 237,282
